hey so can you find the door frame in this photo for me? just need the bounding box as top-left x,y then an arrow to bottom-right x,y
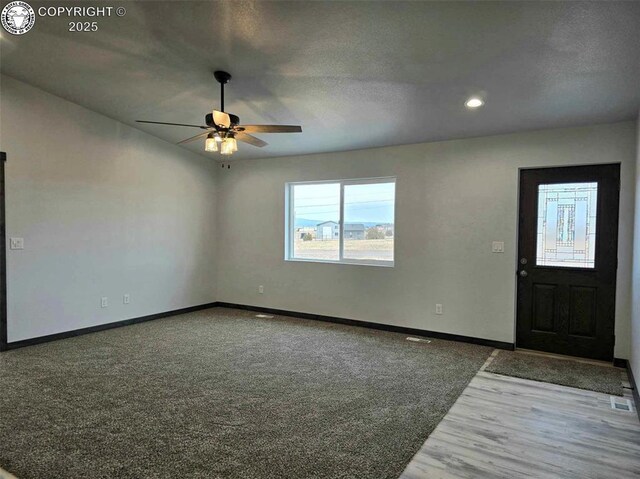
514,163 -> 621,360
0,152 -> 6,351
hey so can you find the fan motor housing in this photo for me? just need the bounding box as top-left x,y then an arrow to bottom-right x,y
205,113 -> 240,128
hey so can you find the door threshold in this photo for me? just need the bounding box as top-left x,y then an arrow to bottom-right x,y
514,348 -> 616,368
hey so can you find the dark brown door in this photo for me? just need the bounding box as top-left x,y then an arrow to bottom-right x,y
516,164 -> 620,361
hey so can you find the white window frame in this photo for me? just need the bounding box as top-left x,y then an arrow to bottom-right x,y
285,177 -> 396,267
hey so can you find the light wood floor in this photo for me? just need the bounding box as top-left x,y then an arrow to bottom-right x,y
400,354 -> 640,479
0,468 -> 17,479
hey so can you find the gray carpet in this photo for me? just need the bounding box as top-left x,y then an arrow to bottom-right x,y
485,350 -> 623,396
0,308 -> 491,479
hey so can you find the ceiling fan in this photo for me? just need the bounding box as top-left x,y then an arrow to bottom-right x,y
137,71 -> 302,156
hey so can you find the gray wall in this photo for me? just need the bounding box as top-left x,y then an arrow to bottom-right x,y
216,122 -> 637,358
632,113 -> 640,376
2,73 -> 637,361
1,75 -> 219,342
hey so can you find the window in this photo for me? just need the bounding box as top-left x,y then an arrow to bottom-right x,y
536,182 -> 598,268
286,178 -> 396,266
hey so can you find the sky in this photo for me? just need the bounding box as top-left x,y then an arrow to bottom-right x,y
293,182 -> 395,225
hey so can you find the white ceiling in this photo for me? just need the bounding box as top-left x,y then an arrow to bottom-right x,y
2,1 -> 639,160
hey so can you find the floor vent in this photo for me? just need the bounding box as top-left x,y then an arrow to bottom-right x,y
406,337 -> 431,344
255,314 -> 274,319
610,396 -> 633,412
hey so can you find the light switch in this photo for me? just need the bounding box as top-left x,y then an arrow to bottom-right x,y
492,241 -> 504,253
10,237 -> 24,250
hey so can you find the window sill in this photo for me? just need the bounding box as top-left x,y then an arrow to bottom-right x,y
285,257 -> 395,268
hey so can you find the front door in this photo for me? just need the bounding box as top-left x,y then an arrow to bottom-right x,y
516,164 -> 620,361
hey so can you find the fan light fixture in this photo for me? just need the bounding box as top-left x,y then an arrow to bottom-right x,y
205,133 -> 218,152
220,136 -> 237,155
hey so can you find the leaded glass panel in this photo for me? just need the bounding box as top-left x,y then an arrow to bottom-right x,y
536,182 -> 597,268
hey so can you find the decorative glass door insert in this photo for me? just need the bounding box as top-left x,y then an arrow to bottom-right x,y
536,182 -> 598,268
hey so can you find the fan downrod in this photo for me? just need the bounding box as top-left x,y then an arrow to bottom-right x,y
214,71 -> 232,112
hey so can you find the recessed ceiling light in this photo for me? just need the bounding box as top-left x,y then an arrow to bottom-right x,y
465,97 -> 484,109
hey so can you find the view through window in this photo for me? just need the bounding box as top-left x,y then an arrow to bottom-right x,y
288,178 -> 395,265
291,182 -> 341,261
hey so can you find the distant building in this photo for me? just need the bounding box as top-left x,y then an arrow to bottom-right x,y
316,221 -> 365,240
344,223 -> 365,240
295,227 -> 316,240
316,221 -> 339,240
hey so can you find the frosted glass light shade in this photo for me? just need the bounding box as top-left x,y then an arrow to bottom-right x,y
205,134 -> 218,152
220,137 -> 236,155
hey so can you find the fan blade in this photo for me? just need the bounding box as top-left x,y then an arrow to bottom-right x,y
236,125 -> 302,133
177,130 -> 211,145
136,120 -> 208,129
235,132 -> 267,148
213,110 -> 231,128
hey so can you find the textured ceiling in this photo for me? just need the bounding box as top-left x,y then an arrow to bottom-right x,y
2,1 -> 639,160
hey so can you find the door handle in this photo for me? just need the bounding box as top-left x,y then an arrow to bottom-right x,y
519,270 -> 528,277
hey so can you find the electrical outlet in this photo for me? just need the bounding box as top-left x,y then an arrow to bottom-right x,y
435,304 -> 443,315
101,297 -> 108,308
123,294 -> 130,304
492,241 -> 505,253
9,237 -> 24,250
258,285 -> 264,294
